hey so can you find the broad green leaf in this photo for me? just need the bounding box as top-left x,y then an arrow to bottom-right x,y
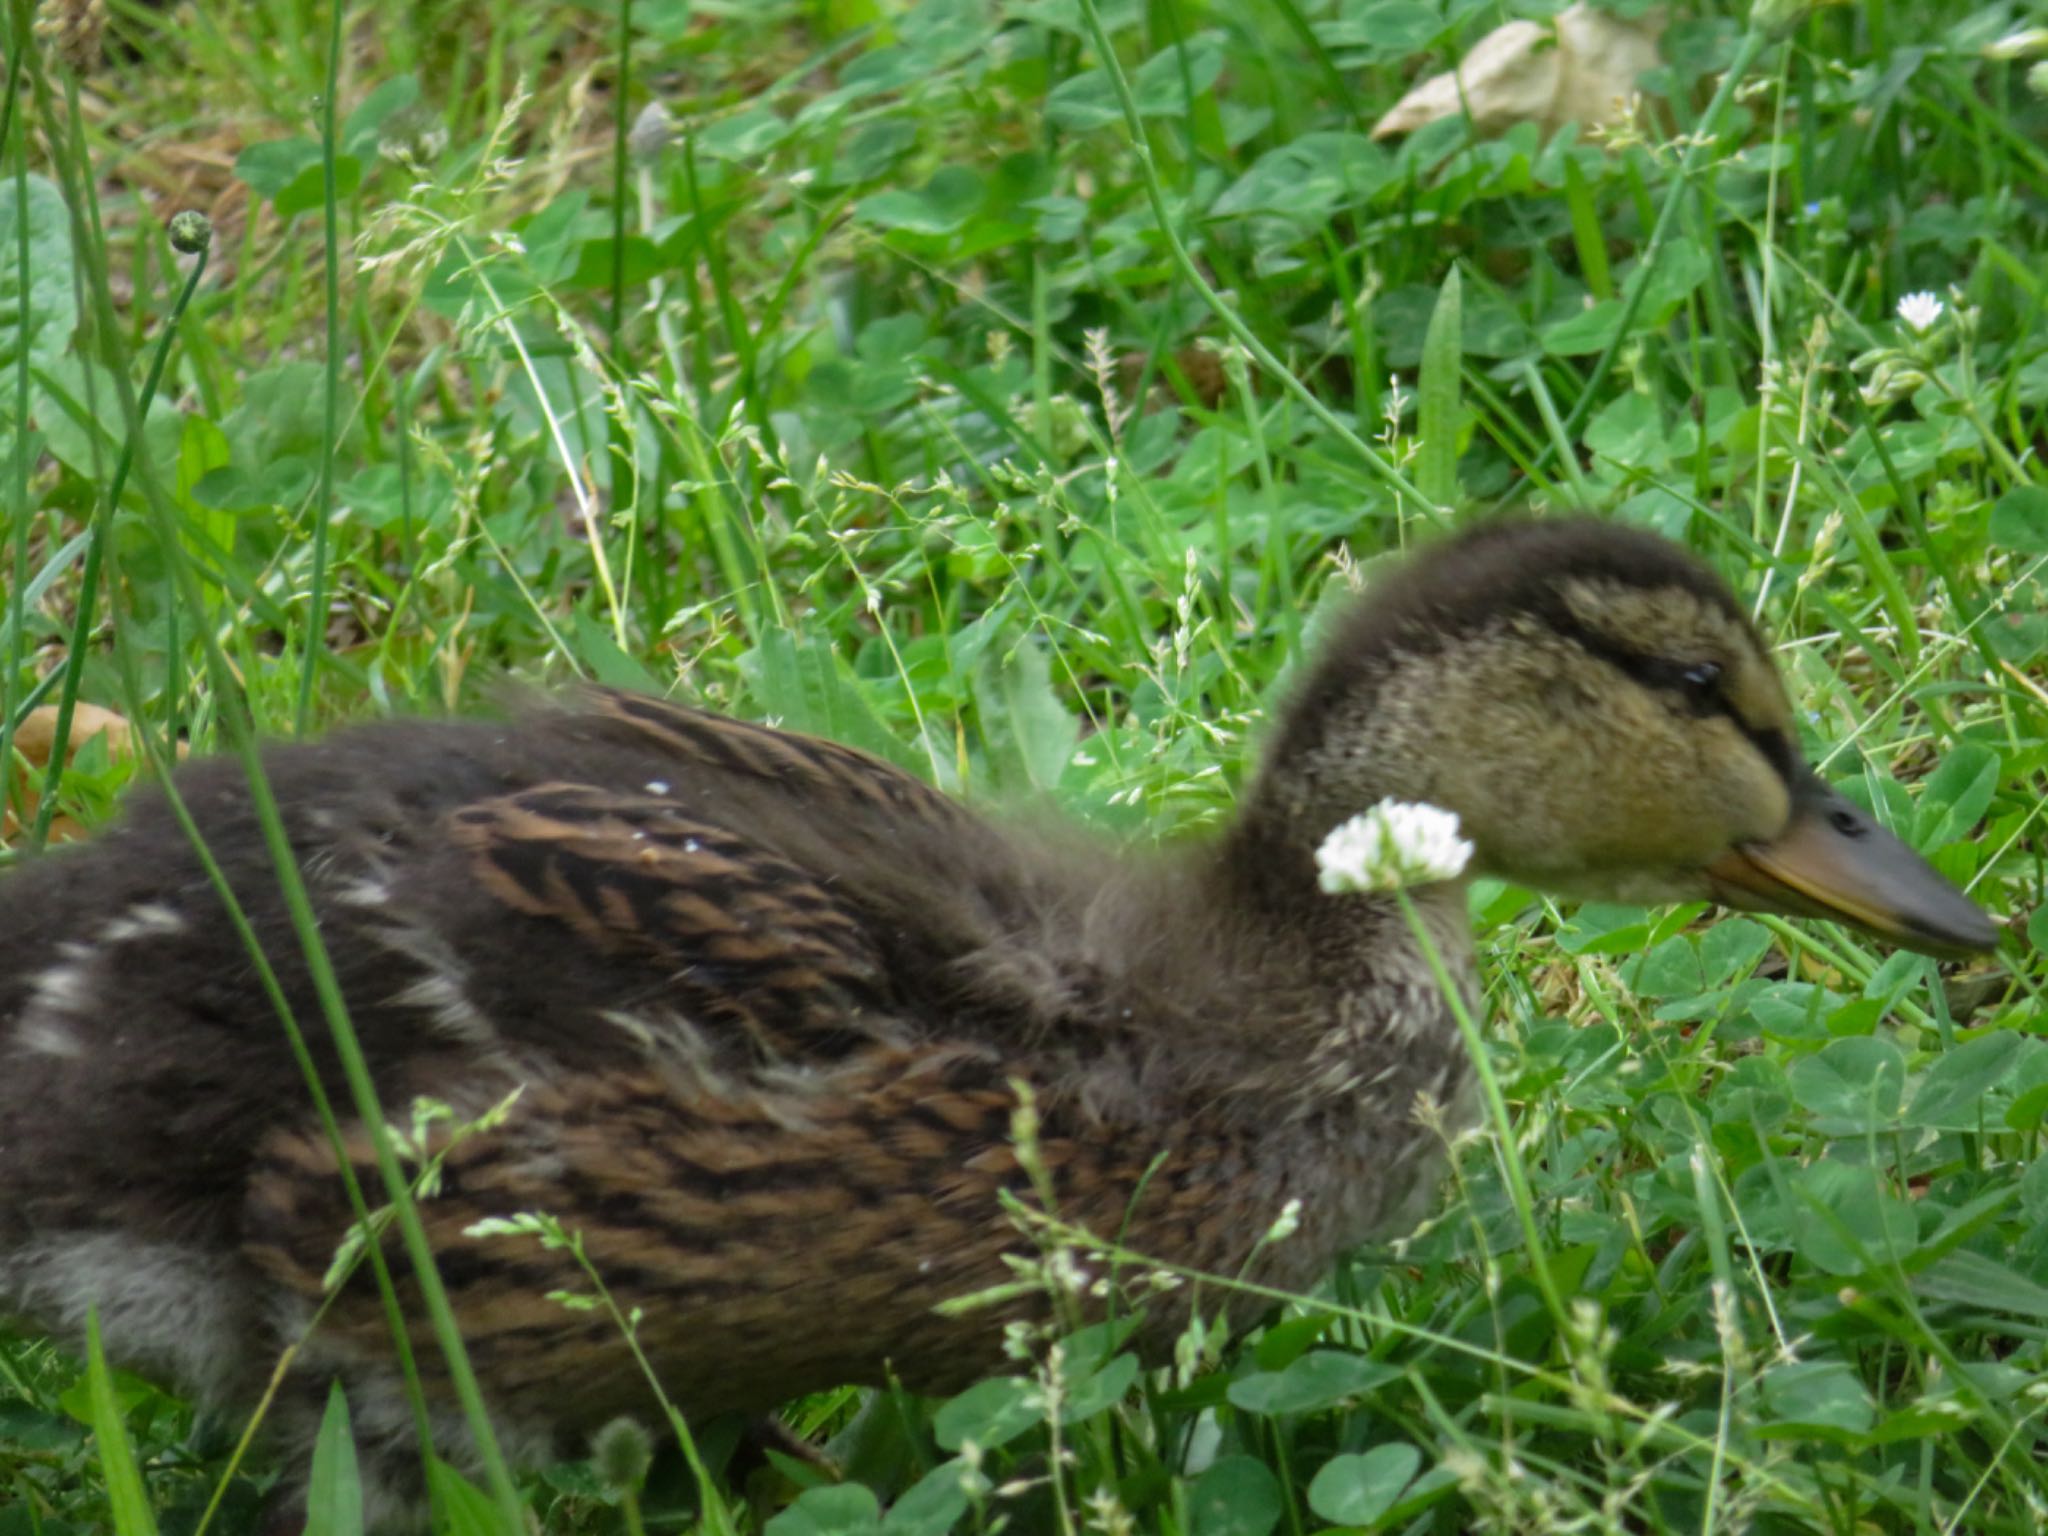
974,638 -> 1077,792
1989,485 -> 2048,553
341,74 -> 421,157
34,357 -> 183,487
932,1376 -> 1039,1452
1306,1443 -> 1423,1526
1790,1161 -> 1917,1274
0,1399 -> 85,1454
746,630 -> 922,773
1788,1036 -> 1905,1134
1061,1352 -> 1140,1421
1583,392 -> 1670,470
1130,32 -> 1228,118
698,106 -> 791,160
1627,934 -> 1704,1000
1633,239 -> 1711,316
1188,1455 -> 1282,1536
765,1485 -> 884,1536
234,135 -> 322,197
1227,1350 -> 1397,1414
571,610 -> 662,693
1905,1031 -> 2023,1130
568,235 -> 665,290
883,1459 -> 975,1536
1914,1250 -> 2048,1320
276,154 -> 366,219
1698,919 -> 1772,987
1540,299 -> 1627,357
1314,1 -> 1442,60
425,1458 -> 512,1536
855,167 -> 986,235
1553,903 -> 1651,955
1757,1360 -> 1876,1438
903,0 -> 1000,66
1743,983 -> 1833,1046
1046,32 -> 1225,130
0,174 -> 77,378
1912,742 -> 2002,848
1987,606 -> 2048,662
1211,133 -> 1394,220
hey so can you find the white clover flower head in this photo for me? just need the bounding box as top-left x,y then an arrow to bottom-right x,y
1896,291 -> 1944,334
1315,799 -> 1473,895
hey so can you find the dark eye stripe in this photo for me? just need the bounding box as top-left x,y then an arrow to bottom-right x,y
1743,723 -> 1799,780
1633,657 -> 1722,717
1547,614 -> 1800,782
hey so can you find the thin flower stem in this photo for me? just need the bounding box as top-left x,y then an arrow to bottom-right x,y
295,0 -> 347,736
1500,22 -> 1770,502
1070,0 -> 1442,524
1392,889 -> 1571,1337
0,10 -> 33,840
28,213 -> 208,847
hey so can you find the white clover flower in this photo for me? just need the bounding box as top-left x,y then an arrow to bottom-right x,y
1896,291 -> 1944,334
1315,799 -> 1473,895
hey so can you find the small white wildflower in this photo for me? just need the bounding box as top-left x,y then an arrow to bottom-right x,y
1896,291 -> 1944,334
1045,1248 -> 1091,1295
1262,1197 -> 1303,1244
1315,799 -> 1473,894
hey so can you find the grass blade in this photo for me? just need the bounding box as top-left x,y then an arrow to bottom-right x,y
85,1311 -> 158,1536
1417,264 -> 1463,512
306,1382 -> 366,1536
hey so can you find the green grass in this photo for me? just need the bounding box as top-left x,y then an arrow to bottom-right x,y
2,0 -> 2046,1530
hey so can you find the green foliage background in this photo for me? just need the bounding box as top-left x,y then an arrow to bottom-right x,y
0,0 -> 2045,1530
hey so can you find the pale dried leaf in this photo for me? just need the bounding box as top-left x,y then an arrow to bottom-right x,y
4,702 -> 178,845
1371,4 -> 1666,141
11,701 -> 136,768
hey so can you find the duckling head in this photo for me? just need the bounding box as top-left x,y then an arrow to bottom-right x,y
1239,518 -> 1997,958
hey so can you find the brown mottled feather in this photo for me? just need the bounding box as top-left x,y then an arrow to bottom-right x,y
0,517 -> 1994,1528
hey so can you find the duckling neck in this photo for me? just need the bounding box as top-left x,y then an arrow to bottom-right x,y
1213,804 -> 1465,939
1184,814 -> 1481,1172
1207,798 -> 1480,1040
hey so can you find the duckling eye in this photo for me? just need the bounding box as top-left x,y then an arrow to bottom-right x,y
1680,661 -> 1723,705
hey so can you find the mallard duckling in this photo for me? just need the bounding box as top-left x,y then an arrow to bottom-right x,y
0,518 -> 1995,1522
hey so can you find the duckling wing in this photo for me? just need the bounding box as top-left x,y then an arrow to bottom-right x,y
445,780 -> 898,1058
572,687 -> 969,827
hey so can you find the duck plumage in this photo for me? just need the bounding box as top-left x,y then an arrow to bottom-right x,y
0,517 -> 1996,1522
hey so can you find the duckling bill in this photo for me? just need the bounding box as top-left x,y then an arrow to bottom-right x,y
0,517 -> 1995,1524
1706,774 -> 1995,958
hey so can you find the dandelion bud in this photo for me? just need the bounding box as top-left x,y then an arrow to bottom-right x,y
168,211 -> 213,256
591,1415 -> 653,1496
628,100 -> 677,163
